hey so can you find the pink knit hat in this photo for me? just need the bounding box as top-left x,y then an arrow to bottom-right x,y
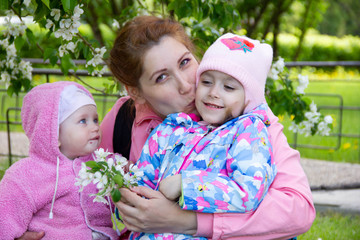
196,33 -> 273,114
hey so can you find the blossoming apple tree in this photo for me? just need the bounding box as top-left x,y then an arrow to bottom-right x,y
0,0 -> 332,136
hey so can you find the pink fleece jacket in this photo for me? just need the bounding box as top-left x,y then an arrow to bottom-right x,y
100,97 -> 315,240
0,82 -> 119,240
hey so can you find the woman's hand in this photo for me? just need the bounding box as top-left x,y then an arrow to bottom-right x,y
16,231 -> 45,240
115,186 -> 197,235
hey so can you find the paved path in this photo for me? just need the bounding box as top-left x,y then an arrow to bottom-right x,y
1,131 -> 360,214
300,158 -> 360,214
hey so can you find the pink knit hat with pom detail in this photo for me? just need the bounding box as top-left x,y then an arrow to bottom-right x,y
196,33 -> 273,114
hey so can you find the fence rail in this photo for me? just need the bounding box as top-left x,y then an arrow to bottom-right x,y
1,60 -> 359,164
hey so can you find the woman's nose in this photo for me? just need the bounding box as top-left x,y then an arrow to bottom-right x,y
177,74 -> 194,95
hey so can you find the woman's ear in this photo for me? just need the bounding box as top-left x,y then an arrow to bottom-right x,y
126,86 -> 146,104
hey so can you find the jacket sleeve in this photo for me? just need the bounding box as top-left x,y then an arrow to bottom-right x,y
181,117 -> 276,213
0,167 -> 35,239
194,108 -> 316,239
135,126 -> 165,190
99,96 -> 130,153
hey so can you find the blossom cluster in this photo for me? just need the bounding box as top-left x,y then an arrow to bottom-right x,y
268,57 -> 333,136
75,148 -> 144,205
43,4 -> 107,77
0,32 -> 32,89
45,5 -> 83,41
289,102 -> 333,136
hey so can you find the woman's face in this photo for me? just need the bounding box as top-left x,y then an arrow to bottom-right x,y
137,36 -> 199,118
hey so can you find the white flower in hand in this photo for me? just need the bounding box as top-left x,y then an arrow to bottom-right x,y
93,172 -> 108,189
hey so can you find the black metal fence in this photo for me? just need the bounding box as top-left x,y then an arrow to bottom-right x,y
1,60 -> 359,165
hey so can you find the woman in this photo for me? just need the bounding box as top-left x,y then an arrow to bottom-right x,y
101,16 -> 315,239
19,15 -> 315,240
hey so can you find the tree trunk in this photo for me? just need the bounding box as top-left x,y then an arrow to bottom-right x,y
247,0 -> 271,38
293,0 -> 313,61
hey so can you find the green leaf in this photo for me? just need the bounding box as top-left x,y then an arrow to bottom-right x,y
44,48 -> 57,62
14,36 -> 26,51
113,174 -> 124,187
60,54 -> 76,75
62,0 -> 71,12
41,0 -> 50,9
0,0 -> 9,10
26,29 -> 36,46
111,188 -> 121,202
34,1 -> 50,21
85,161 -> 99,169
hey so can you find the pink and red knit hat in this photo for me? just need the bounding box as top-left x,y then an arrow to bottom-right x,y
196,33 -> 273,114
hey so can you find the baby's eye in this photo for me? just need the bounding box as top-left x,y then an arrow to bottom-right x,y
79,119 -> 86,124
94,118 -> 99,124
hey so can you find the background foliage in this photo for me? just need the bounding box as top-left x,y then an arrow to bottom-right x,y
1,0 -> 358,137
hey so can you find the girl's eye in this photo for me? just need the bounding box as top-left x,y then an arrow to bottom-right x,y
94,118 -> 99,124
225,85 -> 235,91
155,74 -> 167,83
180,58 -> 190,68
201,79 -> 212,85
79,119 -> 86,124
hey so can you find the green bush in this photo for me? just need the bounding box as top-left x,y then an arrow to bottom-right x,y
276,33 -> 360,61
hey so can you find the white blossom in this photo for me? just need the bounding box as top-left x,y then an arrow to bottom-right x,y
296,74 -> 309,94
273,57 -> 285,72
45,19 -> 55,31
324,115 -> 333,124
58,45 -> 68,57
86,47 -> 106,67
23,0 -> 31,7
1,71 -> 11,87
91,194 -> 109,205
73,4 -> 84,18
115,154 -> 128,168
51,9 -> 61,21
93,172 -> 108,189
112,19 -> 120,29
66,42 -> 76,52
94,148 -> 112,161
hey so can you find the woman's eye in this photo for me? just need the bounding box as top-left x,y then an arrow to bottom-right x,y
180,58 -> 190,68
155,74 -> 167,83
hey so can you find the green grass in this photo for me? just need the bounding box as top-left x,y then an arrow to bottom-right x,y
299,211 -> 360,240
280,80 -> 360,163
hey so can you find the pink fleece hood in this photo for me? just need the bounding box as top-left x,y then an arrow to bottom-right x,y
21,81 -> 94,160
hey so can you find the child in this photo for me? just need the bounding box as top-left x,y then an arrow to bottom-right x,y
129,33 -> 277,240
0,82 -> 119,239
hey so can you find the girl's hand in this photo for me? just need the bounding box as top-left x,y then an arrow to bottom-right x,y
115,186 -> 197,235
16,231 -> 45,240
159,174 -> 181,201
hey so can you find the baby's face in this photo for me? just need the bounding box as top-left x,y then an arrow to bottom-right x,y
195,70 -> 245,125
58,105 -> 101,160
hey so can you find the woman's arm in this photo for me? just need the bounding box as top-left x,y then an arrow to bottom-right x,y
195,108 -> 316,239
